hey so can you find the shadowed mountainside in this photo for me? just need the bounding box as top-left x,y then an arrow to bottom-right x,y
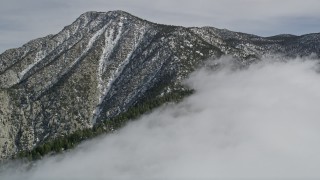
0,10 -> 319,159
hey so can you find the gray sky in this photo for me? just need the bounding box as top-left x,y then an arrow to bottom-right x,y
1,0 -> 320,53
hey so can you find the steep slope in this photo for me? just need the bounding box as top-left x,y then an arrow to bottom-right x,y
0,10 -> 319,160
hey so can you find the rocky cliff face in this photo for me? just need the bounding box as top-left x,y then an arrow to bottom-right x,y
0,10 -> 319,159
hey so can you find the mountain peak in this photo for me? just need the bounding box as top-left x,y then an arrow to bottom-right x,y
78,10 -> 137,22
1,10 -> 320,160
108,10 -> 133,16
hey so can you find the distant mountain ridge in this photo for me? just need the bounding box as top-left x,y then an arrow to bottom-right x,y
0,10 -> 319,159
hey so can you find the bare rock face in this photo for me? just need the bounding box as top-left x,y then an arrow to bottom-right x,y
0,10 -> 319,159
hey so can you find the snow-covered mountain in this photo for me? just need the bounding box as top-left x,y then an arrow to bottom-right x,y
0,10 -> 319,159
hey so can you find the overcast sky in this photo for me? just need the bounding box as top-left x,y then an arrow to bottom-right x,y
1,0 -> 320,53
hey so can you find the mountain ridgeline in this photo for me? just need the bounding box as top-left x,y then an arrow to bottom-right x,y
0,10 -> 319,160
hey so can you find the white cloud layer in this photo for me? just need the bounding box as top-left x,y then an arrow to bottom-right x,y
2,56 -> 320,179
1,0 -> 320,53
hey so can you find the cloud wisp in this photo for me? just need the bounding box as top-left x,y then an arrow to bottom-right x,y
2,56 -> 320,179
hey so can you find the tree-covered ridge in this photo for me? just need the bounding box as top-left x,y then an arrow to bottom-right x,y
16,88 -> 193,160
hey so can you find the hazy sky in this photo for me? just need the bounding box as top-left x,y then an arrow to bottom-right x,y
1,0 -> 320,53
2,56 -> 320,179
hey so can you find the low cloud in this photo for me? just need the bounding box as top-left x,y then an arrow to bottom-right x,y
2,56 -> 320,179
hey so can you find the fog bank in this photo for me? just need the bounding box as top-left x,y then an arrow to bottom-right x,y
2,56 -> 320,179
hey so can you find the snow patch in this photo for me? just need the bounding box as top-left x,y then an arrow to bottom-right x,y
93,25 -> 148,123
37,24 -> 109,101
19,50 -> 46,79
196,50 -> 204,56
